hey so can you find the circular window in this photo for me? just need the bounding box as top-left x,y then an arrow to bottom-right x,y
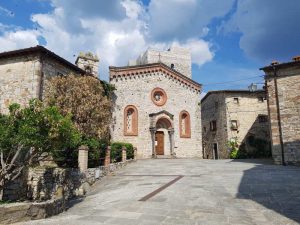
151,88 -> 167,106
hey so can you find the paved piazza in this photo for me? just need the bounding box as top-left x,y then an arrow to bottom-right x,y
22,159 -> 300,225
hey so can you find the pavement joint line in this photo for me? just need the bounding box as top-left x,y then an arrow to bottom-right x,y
138,175 -> 184,202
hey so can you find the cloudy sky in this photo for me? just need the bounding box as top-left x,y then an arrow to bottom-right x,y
0,0 -> 299,92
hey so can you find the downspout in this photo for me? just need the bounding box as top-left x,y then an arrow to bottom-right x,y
272,66 -> 286,166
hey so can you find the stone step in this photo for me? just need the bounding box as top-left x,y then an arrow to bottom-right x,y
156,155 -> 173,159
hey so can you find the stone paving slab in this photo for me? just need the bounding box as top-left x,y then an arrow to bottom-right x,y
18,159 -> 300,225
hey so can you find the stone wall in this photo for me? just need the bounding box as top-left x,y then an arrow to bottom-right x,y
0,54 -> 41,114
110,70 -> 202,159
201,93 -> 228,159
264,66 -> 300,165
225,92 -> 270,156
201,91 -> 270,159
0,52 -> 81,114
0,160 -> 135,224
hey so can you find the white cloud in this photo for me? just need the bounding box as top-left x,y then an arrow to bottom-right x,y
0,6 -> 14,17
0,0 -> 220,80
0,30 -> 39,52
220,0 -> 300,62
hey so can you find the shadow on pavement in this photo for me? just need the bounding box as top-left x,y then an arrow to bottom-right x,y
234,159 -> 300,223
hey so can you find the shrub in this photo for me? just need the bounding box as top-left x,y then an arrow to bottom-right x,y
110,142 -> 134,163
44,75 -> 113,140
0,99 -> 81,199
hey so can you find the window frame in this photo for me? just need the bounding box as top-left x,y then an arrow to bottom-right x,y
124,105 -> 138,136
179,110 -> 191,138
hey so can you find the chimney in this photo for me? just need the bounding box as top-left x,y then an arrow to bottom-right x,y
270,61 -> 279,66
292,56 -> 300,62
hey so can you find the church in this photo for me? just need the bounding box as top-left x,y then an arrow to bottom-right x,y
109,47 -> 203,159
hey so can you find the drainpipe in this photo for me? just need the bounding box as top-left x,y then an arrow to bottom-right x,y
272,66 -> 286,166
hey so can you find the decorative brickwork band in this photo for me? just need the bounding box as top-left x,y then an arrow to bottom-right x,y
78,145 -> 88,172
104,146 -> 111,166
122,146 -> 127,162
133,147 -> 137,161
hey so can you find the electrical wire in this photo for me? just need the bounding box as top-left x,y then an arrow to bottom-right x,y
202,75 -> 264,86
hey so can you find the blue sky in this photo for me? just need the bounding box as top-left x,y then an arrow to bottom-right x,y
0,0 -> 299,93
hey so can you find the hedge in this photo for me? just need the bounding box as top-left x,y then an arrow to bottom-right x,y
110,142 -> 134,163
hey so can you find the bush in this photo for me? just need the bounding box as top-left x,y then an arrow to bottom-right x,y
0,99 -> 81,198
83,138 -> 108,167
110,142 -> 134,163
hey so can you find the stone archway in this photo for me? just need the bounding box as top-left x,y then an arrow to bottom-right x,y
149,111 -> 175,158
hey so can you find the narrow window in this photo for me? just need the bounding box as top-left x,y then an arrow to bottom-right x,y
231,120 -> 238,130
124,105 -> 138,136
84,65 -> 92,74
171,63 -> 175,69
179,111 -> 191,138
258,97 -> 264,103
215,101 -> 218,110
258,115 -> 268,123
210,120 -> 217,131
233,98 -> 239,104
203,126 -> 206,133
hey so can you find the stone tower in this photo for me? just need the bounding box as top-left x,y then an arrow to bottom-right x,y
129,46 -> 192,78
75,52 -> 99,77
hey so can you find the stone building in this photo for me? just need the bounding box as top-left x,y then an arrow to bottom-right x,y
261,58 -> 300,165
110,48 -> 202,159
201,90 -> 270,159
0,46 -> 99,114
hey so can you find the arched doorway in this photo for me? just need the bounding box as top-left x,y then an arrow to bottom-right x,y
149,112 -> 175,158
155,117 -> 172,156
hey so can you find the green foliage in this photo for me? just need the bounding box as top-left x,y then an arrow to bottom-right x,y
110,142 -> 134,163
101,80 -> 116,98
249,138 -> 271,158
83,137 -> 108,167
228,138 -> 239,159
0,99 -> 81,192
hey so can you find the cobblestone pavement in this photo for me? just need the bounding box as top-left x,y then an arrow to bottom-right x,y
21,159 -> 300,225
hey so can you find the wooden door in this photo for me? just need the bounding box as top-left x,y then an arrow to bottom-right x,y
155,131 -> 164,155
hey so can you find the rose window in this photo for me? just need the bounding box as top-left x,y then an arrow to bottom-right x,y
151,88 -> 167,106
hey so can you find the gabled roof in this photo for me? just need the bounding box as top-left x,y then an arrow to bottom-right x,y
0,45 -> 84,74
260,61 -> 300,72
109,63 -> 202,92
201,89 -> 265,103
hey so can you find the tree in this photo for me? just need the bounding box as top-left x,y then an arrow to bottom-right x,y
0,100 -> 81,200
44,75 -> 113,140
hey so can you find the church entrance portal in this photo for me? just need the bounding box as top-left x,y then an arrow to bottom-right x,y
149,111 -> 175,158
155,131 -> 164,155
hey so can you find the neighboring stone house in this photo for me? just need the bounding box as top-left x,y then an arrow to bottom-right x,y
261,57 -> 300,165
110,48 -> 202,159
0,46 -> 99,114
201,90 -> 270,159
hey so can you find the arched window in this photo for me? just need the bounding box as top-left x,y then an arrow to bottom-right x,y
124,105 -> 138,136
179,110 -> 191,138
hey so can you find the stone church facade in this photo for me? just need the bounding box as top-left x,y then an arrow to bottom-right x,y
110,48 -> 203,159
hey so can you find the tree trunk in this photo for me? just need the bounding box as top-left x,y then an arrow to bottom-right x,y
0,179 -> 4,201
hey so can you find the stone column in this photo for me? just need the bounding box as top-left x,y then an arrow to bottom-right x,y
104,146 -> 111,166
78,145 -> 88,172
150,127 -> 157,158
133,147 -> 137,161
168,128 -> 175,158
122,146 -> 127,162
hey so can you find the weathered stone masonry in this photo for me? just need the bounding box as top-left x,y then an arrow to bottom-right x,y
201,90 -> 270,159
110,62 -> 202,159
0,46 -> 89,114
261,60 -> 300,165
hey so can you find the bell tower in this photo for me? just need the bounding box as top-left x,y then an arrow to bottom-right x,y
75,52 -> 99,77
